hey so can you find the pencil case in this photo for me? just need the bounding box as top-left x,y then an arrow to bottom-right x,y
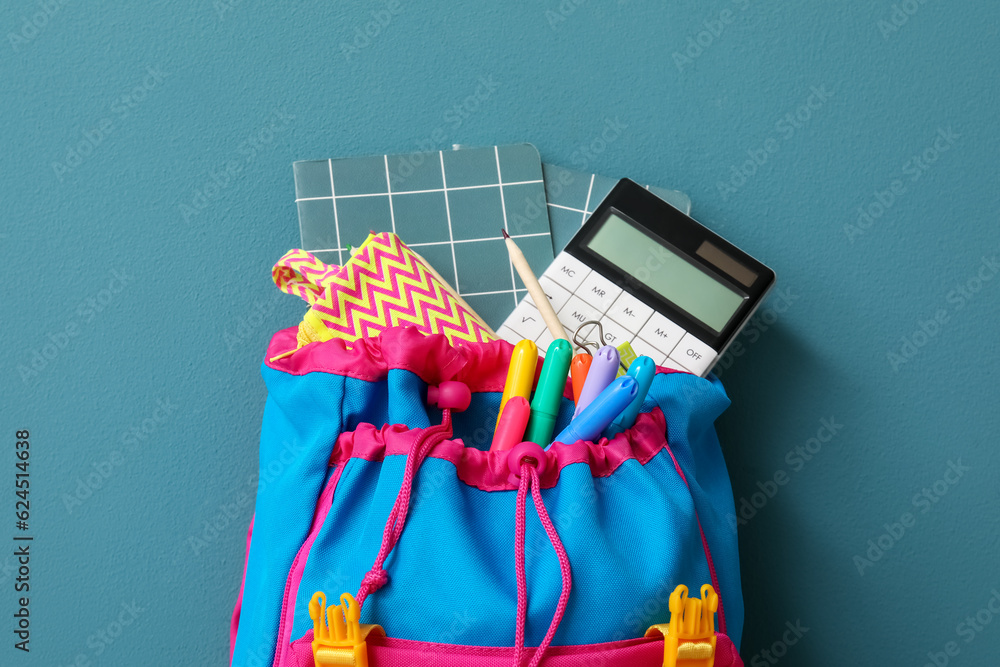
268,232 -> 495,363
230,322 -> 745,667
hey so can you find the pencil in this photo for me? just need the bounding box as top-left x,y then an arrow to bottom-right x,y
501,229 -> 570,342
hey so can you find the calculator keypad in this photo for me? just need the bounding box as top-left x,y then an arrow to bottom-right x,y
637,312 -> 684,357
557,295 -> 604,331
607,291 -> 654,331
577,271 -> 623,314
500,251 -> 719,376
546,253 -> 590,292
507,299 -> 548,341
524,275 -> 572,313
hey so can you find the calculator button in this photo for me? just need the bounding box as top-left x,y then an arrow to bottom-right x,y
629,337 -> 669,366
557,294 -> 604,333
607,291 -> 654,332
524,274 -> 572,314
595,318 -> 632,348
506,300 -> 547,341
637,312 -> 684,357
544,252 -> 590,293
577,271 -> 622,315
669,333 -> 717,376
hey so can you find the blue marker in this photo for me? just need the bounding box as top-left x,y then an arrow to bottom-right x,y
549,376 -> 638,448
605,355 -> 656,436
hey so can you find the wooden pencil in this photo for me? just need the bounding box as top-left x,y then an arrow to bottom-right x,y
501,229 -> 570,342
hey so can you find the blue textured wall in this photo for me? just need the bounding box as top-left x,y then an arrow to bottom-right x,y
3,2 -> 998,665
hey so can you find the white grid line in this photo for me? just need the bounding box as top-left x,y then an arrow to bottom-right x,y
547,202 -> 588,214
461,288 -> 528,297
305,232 -> 550,254
306,152 -> 557,305
416,232 -> 549,246
581,173 -> 596,227
383,155 -> 396,235
439,151 -> 460,293
328,160 -> 343,266
495,146 -> 519,308
294,179 -> 544,202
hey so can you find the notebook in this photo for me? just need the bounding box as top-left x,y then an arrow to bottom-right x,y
293,144 -> 554,330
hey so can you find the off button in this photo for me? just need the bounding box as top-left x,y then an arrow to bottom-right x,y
668,333 -> 717,377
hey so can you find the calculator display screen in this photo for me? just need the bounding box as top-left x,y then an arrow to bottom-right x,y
586,213 -> 746,332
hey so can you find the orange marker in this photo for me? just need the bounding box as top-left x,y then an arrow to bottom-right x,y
496,340 -> 538,427
570,353 -> 593,405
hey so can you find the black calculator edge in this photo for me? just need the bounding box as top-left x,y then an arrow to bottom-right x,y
563,178 -> 777,358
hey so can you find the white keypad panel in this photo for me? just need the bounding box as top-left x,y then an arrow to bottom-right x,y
627,337 -> 668,367
595,317 -> 631,348
607,291 -> 654,332
557,294 -> 604,331
637,312 -> 684,357
668,333 -> 717,376
577,271 -> 622,314
499,252 -> 718,375
524,275 -> 573,314
545,252 -> 590,293
506,299 -> 548,341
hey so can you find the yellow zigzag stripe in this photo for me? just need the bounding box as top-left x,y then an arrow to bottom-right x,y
334,240 -> 471,338
276,233 -> 493,346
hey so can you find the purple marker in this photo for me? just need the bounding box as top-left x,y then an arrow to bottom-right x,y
572,345 -> 619,418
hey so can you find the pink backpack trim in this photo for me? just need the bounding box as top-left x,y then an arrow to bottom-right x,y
271,465 -> 348,667
330,408 -> 673,491
265,325 -> 510,388
266,325 -> 690,391
287,629 -> 743,666
230,515 -> 254,661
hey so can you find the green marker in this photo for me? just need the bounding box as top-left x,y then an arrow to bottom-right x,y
524,339 -> 573,445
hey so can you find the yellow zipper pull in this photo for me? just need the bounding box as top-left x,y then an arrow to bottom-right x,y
308,591 -> 383,667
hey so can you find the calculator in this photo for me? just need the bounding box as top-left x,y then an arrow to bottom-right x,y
497,179 -> 776,376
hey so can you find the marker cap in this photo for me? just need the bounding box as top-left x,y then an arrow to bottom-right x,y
573,345 -> 620,418
571,353 -> 593,405
524,339 -> 573,444
552,375 -> 638,447
607,355 -> 656,435
491,396 -> 531,452
496,339 -> 538,427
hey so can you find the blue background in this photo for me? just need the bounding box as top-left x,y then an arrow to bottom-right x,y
2,1 -> 998,665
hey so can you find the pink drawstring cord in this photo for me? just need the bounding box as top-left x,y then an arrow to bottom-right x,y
513,462 -> 572,667
356,409 -> 453,607
354,412 -> 573,667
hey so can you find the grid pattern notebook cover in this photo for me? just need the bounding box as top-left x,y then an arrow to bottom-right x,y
293,144 -> 554,330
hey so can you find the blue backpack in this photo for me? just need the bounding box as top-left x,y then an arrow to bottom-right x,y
231,326 -> 744,667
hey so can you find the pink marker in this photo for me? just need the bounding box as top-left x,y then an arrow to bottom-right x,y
573,345 -> 619,418
490,396 -> 531,452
